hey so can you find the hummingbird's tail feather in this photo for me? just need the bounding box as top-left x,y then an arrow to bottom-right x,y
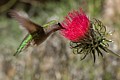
14,50 -> 21,56
14,34 -> 33,56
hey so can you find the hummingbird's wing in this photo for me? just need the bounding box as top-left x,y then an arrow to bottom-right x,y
9,10 -> 44,33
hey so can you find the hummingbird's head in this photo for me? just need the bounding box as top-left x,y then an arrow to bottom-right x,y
45,23 -> 65,35
51,23 -> 65,31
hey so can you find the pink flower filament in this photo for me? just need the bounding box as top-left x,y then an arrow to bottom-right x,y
60,8 -> 90,42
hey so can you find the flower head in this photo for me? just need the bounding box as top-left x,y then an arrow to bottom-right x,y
60,8 -> 120,62
60,8 -> 90,42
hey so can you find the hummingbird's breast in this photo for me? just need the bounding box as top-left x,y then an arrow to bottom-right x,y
32,30 -> 49,45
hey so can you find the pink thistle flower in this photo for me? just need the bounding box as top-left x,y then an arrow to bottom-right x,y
59,9 -> 120,62
60,8 -> 90,42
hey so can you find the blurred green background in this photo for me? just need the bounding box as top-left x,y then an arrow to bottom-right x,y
0,0 -> 120,80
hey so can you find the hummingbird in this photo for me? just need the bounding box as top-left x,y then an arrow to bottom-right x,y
9,10 -> 63,56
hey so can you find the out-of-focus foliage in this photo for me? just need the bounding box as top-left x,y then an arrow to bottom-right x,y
0,0 -> 120,80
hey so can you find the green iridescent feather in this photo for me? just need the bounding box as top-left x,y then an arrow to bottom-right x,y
14,34 -> 32,56
43,20 -> 57,28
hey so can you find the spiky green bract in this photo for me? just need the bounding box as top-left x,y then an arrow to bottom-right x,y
70,18 -> 120,62
14,34 -> 32,56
